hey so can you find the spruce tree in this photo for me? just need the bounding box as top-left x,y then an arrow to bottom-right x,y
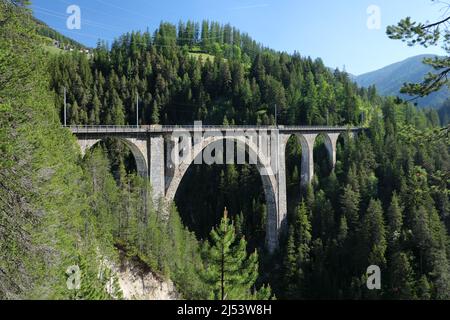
388,252 -> 416,299
70,100 -> 80,125
340,184 -> 360,234
89,93 -> 101,125
294,202 -> 312,297
110,90 -> 125,125
387,192 -> 403,248
202,208 -> 271,300
151,100 -> 160,124
416,275 -> 431,300
361,199 -> 387,267
283,228 -> 298,298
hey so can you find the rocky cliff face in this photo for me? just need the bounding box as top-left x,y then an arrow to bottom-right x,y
108,250 -> 180,300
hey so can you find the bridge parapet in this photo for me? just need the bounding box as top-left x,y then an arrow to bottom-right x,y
67,125 -> 364,134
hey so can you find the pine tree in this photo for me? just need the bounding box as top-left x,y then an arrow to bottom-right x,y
313,191 -> 335,239
387,5 -> 450,97
388,252 -> 416,299
202,208 -> 270,300
416,275 -> 431,300
340,185 -> 360,234
89,93 -> 101,125
303,72 -> 319,125
294,202 -> 312,297
304,183 -> 315,213
235,211 -> 245,240
429,243 -> 450,299
337,215 -> 348,245
201,20 -> 210,49
361,199 -> 387,267
110,89 -> 125,125
385,193 -> 416,299
151,100 -> 160,124
70,100 -> 80,125
283,228 -> 298,298
387,192 -> 403,248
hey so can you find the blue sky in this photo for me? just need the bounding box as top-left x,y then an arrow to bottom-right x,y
32,0 -> 447,75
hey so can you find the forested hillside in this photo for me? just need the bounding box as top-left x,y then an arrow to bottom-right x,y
1,1 -> 449,300
48,18 -> 450,299
439,99 -> 450,125
33,16 -> 86,49
50,21 -> 386,127
0,1 -> 209,300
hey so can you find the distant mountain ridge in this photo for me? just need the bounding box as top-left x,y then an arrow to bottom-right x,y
354,54 -> 449,109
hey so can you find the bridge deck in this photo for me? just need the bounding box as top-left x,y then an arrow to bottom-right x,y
67,125 -> 364,134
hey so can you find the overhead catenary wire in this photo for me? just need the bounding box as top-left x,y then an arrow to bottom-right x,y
34,7 -> 237,48
34,3 -> 248,42
33,6 -> 123,32
57,0 -> 230,41
55,0 -> 136,27
92,0 -> 154,21
51,26 -> 115,42
33,3 -> 274,60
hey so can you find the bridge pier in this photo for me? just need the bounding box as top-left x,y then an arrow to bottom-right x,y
324,133 -> 340,170
298,133 -> 317,188
277,134 -> 291,238
149,136 -> 165,201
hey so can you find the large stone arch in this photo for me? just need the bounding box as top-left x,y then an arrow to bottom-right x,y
77,137 -> 149,178
165,134 -> 280,251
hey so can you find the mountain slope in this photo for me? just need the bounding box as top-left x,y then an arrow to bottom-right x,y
33,17 -> 86,49
438,99 -> 450,124
354,54 -> 449,108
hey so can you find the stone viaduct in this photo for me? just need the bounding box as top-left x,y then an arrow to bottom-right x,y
69,124 -> 362,253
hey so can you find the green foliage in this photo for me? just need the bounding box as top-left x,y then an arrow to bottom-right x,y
66,256 -> 123,300
0,3 -> 207,300
282,202 -> 312,299
361,199 -> 387,267
1,2 -> 449,301
0,2 -> 124,299
387,2 -> 450,97
50,20 -> 377,127
202,211 -> 272,300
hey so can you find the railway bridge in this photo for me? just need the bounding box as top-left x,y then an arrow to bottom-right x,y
69,124 -> 363,252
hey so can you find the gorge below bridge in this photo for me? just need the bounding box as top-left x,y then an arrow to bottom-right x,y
69,124 -> 363,252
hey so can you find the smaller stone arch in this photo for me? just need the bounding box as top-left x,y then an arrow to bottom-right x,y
77,137 -> 149,178
282,132 -> 341,188
296,133 -> 318,187
78,138 -> 100,158
320,132 -> 341,170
